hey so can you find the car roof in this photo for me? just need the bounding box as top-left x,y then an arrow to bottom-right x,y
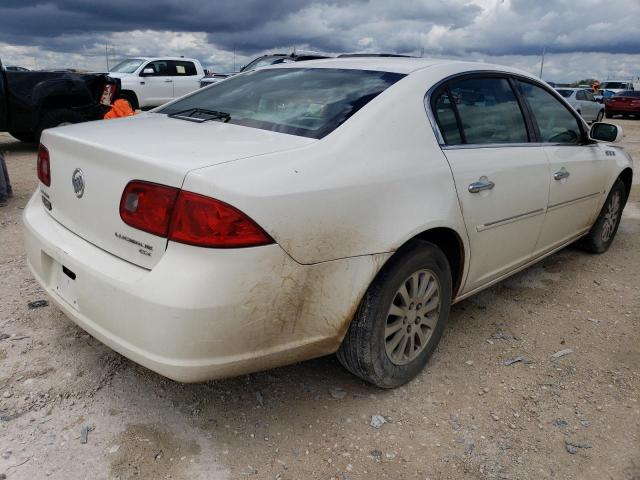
266,56 -> 535,77
127,57 -> 198,62
555,87 -> 587,91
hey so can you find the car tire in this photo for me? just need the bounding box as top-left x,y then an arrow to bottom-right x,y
8,131 -> 37,143
605,110 -> 613,118
576,179 -> 626,254
36,109 -> 84,142
337,240 -> 452,388
595,110 -> 604,122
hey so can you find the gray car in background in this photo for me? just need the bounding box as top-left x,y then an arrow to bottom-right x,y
555,88 -> 604,122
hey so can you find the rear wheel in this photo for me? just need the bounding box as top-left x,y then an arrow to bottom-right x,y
595,110 -> 604,122
8,131 -> 37,143
36,109 -> 84,142
337,240 -> 452,388
576,179 -> 626,253
605,110 -> 614,118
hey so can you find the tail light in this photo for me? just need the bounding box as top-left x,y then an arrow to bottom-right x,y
119,181 -> 179,236
120,181 -> 273,248
169,191 -> 273,248
37,144 -> 51,186
100,83 -> 116,106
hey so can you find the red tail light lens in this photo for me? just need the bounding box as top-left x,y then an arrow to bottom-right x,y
119,181 -> 179,237
37,144 -> 51,186
168,191 -> 273,248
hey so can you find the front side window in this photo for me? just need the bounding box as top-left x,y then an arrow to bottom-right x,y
584,90 -> 596,101
445,77 -> 529,144
576,90 -> 587,101
159,68 -> 405,139
144,61 -> 170,76
517,81 -> 582,144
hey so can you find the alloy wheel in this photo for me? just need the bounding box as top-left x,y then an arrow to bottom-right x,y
601,190 -> 621,243
384,269 -> 441,365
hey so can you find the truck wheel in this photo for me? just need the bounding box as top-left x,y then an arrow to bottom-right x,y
9,131 -> 37,143
119,92 -> 139,111
337,240 -> 452,388
36,109 -> 84,142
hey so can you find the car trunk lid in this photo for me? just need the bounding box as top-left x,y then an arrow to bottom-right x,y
40,113 -> 314,269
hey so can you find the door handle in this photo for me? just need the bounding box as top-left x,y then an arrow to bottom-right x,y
468,178 -> 495,193
553,169 -> 570,180
164,79 -> 173,83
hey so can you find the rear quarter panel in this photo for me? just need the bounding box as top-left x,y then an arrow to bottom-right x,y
182,69 -> 468,266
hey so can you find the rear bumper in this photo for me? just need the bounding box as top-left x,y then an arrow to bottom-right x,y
23,193 -> 383,382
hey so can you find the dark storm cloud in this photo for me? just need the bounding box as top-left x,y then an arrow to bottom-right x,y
0,0 -> 638,57
0,0 -> 480,55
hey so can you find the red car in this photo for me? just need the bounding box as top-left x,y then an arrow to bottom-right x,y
605,90 -> 640,118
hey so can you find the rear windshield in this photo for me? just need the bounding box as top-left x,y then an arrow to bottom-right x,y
159,68 -> 405,139
556,89 -> 573,98
615,90 -> 640,97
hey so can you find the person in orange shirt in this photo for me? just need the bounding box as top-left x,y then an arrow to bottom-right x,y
104,98 -> 136,119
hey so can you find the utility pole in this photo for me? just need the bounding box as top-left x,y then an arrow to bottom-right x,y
539,46 -> 546,79
233,44 -> 236,72
105,44 -> 110,71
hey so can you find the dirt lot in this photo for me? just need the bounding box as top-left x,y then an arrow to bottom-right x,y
1,121 -> 639,480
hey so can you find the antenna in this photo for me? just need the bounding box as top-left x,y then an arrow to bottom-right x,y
539,46 -> 545,79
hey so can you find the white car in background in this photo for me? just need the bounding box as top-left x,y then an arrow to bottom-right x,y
25,58 -> 633,388
555,88 -> 604,122
108,57 -> 205,109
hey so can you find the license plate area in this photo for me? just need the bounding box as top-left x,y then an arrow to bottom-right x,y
54,262 -> 78,309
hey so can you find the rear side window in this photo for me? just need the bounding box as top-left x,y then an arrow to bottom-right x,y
517,81 -> 582,144
433,92 -> 462,145
172,61 -> 197,76
576,90 -> 587,100
556,89 -> 573,98
442,77 -> 528,145
160,68 -> 405,139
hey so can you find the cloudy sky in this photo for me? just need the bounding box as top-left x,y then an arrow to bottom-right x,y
1,0 -> 639,82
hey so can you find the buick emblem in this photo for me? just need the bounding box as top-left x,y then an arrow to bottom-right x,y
72,168 -> 85,198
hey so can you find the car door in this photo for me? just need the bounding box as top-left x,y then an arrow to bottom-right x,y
140,60 -> 174,106
430,76 -> 550,293
515,80 -> 608,254
170,60 -> 200,98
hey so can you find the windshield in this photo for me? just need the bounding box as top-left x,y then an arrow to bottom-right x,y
160,68 -> 405,139
110,59 -> 145,73
556,89 -> 573,98
601,82 -> 627,90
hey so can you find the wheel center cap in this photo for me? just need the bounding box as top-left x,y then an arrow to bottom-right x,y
407,310 -> 418,323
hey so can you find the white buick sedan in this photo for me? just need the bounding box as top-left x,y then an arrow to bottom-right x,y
24,58 -> 633,388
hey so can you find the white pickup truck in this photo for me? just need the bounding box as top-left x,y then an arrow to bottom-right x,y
108,57 -> 205,109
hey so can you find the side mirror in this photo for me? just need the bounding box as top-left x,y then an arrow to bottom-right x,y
140,68 -> 154,76
590,122 -> 623,143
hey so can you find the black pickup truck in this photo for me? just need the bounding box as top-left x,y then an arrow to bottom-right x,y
0,60 -> 120,143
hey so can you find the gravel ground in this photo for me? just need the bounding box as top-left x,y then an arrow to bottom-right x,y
0,120 -> 639,480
